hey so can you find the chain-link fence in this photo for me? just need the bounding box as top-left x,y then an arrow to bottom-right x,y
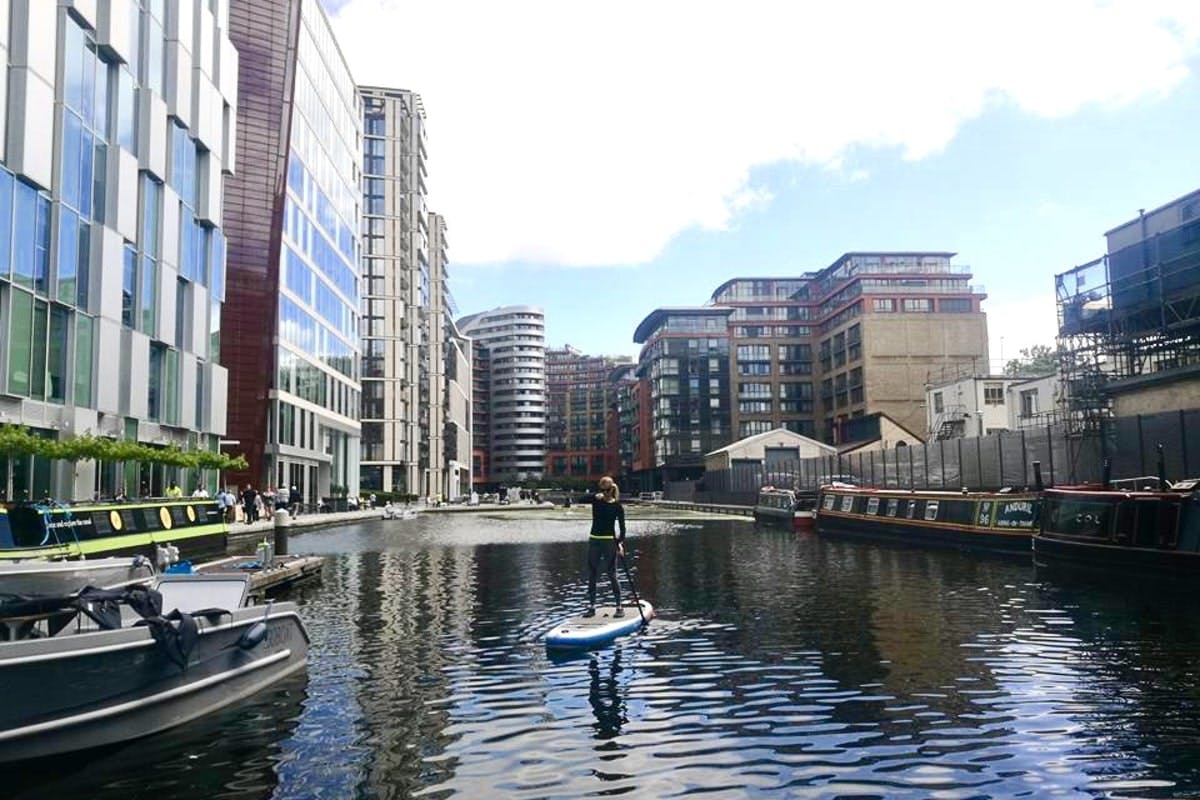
692,408 -> 1200,505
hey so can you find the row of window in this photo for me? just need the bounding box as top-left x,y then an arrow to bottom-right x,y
871,297 -> 974,313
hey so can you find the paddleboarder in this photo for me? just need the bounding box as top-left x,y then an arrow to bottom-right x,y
584,477 -> 626,617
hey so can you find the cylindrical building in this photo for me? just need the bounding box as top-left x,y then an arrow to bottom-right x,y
457,306 -> 546,483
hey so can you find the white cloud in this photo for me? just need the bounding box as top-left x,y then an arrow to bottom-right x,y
985,293 -> 1061,371
328,0 -> 1200,266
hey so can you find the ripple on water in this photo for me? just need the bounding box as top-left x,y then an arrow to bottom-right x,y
6,517 -> 1200,798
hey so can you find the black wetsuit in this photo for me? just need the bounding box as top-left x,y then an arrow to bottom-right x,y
586,496 -> 626,608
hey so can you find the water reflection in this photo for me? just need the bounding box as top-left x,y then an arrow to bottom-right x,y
6,513 -> 1200,798
3,675 -> 307,800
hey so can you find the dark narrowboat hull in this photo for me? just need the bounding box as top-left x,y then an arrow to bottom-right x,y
1034,484 -> 1200,574
817,488 -> 1039,554
1033,533 -> 1200,574
818,511 -> 1031,553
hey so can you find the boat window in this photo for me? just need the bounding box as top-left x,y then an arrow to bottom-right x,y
924,501 -> 939,521
1046,498 -> 1111,539
906,501 -> 919,519
115,508 -> 142,534
0,513 -> 13,548
887,499 -> 898,517
839,495 -> 853,513
5,506 -> 55,548
822,494 -> 835,511
1134,501 -> 1158,547
169,505 -> 190,527
42,509 -> 98,542
866,497 -> 879,515
941,499 -> 974,525
1114,501 -> 1135,544
1157,501 -> 1180,548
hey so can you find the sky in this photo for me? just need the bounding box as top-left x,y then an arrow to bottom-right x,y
325,0 -> 1200,369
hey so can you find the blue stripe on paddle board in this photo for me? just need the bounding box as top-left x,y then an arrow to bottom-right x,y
544,601 -> 654,649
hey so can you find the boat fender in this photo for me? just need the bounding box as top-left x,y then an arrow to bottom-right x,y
237,602 -> 274,650
237,620 -> 269,650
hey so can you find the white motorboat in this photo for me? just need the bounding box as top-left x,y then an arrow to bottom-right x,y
381,503 -> 419,520
0,573 -> 309,762
0,555 -> 155,597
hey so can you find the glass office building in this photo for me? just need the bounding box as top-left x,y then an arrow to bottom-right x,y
223,0 -> 361,504
0,1 -> 237,501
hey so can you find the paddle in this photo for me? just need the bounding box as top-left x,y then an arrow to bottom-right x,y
620,546 -> 647,627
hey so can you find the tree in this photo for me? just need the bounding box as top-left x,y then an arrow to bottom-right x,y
0,425 -> 248,471
1003,345 -> 1058,377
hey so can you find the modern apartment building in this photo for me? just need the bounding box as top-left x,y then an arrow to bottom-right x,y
710,278 -> 815,439
223,0 -> 361,504
811,253 -> 988,442
469,337 -> 490,485
631,306 -> 734,485
457,306 -> 546,484
444,317 -> 472,499
608,363 -> 639,486
544,346 -> 632,484
427,211 -> 453,499
358,86 -> 430,496
626,253 -> 988,487
0,1 -> 237,501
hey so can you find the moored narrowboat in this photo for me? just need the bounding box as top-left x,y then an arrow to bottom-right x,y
753,488 -> 818,532
817,485 -> 1040,553
1034,478 -> 1200,573
0,499 -> 228,563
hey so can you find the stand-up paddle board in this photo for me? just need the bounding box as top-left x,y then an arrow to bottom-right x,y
545,601 -> 654,649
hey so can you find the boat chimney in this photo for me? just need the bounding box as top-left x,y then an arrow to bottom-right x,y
1032,460 -> 1043,492
1157,443 -> 1167,490
1102,458 -> 1112,489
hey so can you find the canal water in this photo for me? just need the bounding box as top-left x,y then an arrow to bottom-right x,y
8,510 -> 1200,799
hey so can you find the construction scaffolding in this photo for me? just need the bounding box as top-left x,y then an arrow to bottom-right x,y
1055,204 -> 1200,434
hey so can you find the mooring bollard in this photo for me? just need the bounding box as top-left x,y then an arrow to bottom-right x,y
274,508 -> 291,556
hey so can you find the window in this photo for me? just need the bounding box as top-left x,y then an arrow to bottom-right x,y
47,306 -> 69,403
1020,389 -> 1038,417
902,298 -> 933,312
939,298 -> 973,313
738,382 -> 771,398
739,400 -> 772,414
6,289 -> 34,395
139,176 -> 162,334
984,383 -> 1004,405
148,344 -> 163,420
933,391 -> 944,413
739,420 -> 772,437
121,244 -> 137,326
75,314 -> 94,406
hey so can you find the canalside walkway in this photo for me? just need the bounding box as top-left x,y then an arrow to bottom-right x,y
226,508 -> 382,547
634,499 -> 755,517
